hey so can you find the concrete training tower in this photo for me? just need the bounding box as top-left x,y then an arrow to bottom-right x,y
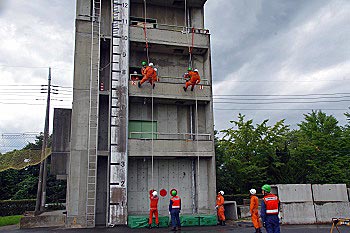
64,0 -> 215,227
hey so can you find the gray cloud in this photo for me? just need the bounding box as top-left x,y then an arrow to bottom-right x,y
205,0 -> 350,131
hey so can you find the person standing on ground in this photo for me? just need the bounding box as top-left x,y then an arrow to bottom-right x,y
148,190 -> 159,229
169,189 -> 181,231
250,189 -> 262,233
261,184 -> 280,233
216,190 -> 226,226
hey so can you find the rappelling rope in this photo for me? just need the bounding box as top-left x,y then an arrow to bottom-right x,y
151,75 -> 154,190
195,91 -> 199,214
184,0 -> 192,69
143,0 -> 150,64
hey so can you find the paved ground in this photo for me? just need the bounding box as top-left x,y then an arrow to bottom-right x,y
1,224 -> 349,233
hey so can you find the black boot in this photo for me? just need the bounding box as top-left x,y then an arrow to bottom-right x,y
148,224 -> 152,229
218,220 -> 222,226
171,227 -> 177,231
152,83 -> 155,89
191,86 -> 194,91
256,228 -> 262,233
156,224 -> 159,228
138,82 -> 141,88
183,87 -> 187,92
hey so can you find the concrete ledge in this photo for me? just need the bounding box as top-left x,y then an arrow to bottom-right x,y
130,27 -> 209,49
20,211 -> 65,229
129,81 -> 211,101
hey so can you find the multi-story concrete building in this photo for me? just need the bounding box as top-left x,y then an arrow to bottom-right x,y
62,0 -> 215,228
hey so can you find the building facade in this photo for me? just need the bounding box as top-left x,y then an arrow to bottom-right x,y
66,0 -> 215,227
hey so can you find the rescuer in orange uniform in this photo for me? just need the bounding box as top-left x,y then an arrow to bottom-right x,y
138,63 -> 158,89
261,184 -> 280,233
148,190 -> 159,229
250,189 -> 262,233
216,190 -> 226,226
183,68 -> 200,92
169,189 -> 181,231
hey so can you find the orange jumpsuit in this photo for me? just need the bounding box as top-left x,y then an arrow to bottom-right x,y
250,195 -> 262,229
140,66 -> 157,85
185,71 -> 200,89
216,193 -> 225,221
149,195 -> 159,225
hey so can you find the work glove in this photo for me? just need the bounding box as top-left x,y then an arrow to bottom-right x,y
263,222 -> 266,228
169,212 -> 171,215
215,205 -> 218,210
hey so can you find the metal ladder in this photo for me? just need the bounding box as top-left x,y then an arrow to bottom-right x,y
108,0 -> 129,226
86,0 -> 101,228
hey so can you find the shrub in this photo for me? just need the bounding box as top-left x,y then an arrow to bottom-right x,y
0,199 -> 35,216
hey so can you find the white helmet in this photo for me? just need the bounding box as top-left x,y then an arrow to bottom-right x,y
249,189 -> 256,195
219,191 -> 224,195
154,68 -> 158,72
149,63 -> 154,67
194,68 -> 198,72
152,191 -> 157,196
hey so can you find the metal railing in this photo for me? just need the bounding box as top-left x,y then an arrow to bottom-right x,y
129,132 -> 211,141
129,74 -> 210,85
130,20 -> 210,34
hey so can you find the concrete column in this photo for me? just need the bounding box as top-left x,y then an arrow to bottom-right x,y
66,14 -> 92,227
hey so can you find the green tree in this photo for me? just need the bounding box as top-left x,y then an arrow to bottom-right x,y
217,114 -> 289,193
288,111 -> 349,184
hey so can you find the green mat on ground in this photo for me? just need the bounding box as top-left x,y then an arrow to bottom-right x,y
180,215 -> 200,226
127,215 -> 169,229
127,214 -> 217,228
198,214 -> 217,226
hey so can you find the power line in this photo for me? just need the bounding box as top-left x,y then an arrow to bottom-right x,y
214,92 -> 350,97
213,79 -> 350,83
213,99 -> 350,104
213,95 -> 350,101
214,108 -> 348,111
0,64 -> 72,71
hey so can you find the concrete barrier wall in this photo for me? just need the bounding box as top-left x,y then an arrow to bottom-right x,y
280,203 -> 316,224
275,184 -> 349,225
224,201 -> 238,220
312,184 -> 348,202
314,202 -> 350,223
277,184 -> 313,203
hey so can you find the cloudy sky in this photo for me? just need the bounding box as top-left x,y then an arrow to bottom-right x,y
0,0 -> 349,145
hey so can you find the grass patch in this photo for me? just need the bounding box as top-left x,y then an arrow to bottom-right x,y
0,215 -> 22,227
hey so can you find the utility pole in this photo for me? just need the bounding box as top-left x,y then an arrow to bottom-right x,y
35,67 -> 51,215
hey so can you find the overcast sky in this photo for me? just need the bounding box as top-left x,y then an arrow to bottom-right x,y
0,0 -> 349,144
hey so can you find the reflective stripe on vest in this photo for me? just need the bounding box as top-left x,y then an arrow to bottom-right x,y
266,209 -> 279,214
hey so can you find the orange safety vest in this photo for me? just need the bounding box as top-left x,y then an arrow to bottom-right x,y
171,196 -> 181,208
263,194 -> 279,215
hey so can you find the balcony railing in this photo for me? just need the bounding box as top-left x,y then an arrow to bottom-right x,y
130,20 -> 210,34
130,74 -> 210,85
129,132 -> 211,141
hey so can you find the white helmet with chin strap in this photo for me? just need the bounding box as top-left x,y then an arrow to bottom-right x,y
149,63 -> 154,67
249,189 -> 256,195
152,191 -> 157,196
219,190 -> 224,195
